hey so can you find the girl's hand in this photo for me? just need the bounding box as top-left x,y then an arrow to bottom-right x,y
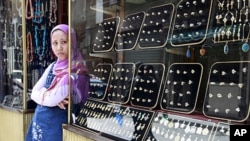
57,97 -> 69,109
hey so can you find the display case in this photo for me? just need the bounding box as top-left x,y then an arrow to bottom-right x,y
161,63 -> 203,113
66,0 -> 250,141
145,112 -> 216,141
0,0 -> 28,140
0,0 -> 68,110
1,0 -> 250,141
0,0 -> 24,109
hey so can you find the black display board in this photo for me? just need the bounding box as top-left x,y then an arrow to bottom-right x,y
203,61 -> 250,122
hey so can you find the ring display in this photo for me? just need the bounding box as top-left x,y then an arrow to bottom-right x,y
107,63 -> 135,104
161,63 -> 203,113
171,0 -> 213,46
116,11 -> 145,51
88,63 -> 113,100
138,3 -> 174,48
92,17 -> 120,52
130,63 -> 165,108
203,61 -> 250,122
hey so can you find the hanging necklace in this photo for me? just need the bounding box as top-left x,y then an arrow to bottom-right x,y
49,0 -> 57,23
26,32 -> 33,62
33,0 -> 44,23
16,23 -> 22,40
224,41 -> 229,54
15,48 -> 23,70
242,24 -> 250,52
186,46 -> 191,58
34,25 -> 46,60
15,0 -> 22,17
25,0 -> 34,19
14,21 -> 22,69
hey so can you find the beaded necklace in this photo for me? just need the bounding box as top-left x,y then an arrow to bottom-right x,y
34,25 -> 46,60
25,0 -> 34,19
33,0 -> 44,23
26,32 -> 33,62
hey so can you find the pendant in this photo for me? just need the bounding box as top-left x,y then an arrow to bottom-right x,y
186,135 -> 191,141
180,121 -> 186,128
190,123 -> 197,134
224,42 -> 229,54
242,42 -> 249,52
186,46 -> 191,58
180,135 -> 186,141
196,125 -> 203,134
226,130 -> 230,136
174,120 -> 180,128
174,133 -> 180,141
200,48 -> 206,56
164,119 -> 169,126
202,126 -> 209,135
184,123 -> 191,133
169,132 -> 174,139
168,120 -> 174,128
39,55 -> 43,61
164,130 -> 169,138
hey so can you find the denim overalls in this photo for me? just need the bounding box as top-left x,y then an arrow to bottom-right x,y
25,63 -> 67,141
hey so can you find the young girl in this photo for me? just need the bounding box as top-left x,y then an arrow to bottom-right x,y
25,24 -> 89,141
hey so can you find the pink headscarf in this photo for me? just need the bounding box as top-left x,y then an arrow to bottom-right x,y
49,24 -> 89,104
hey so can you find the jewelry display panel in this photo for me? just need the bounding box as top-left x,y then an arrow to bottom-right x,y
107,63 -> 135,104
92,17 -> 120,52
2,81 -> 23,109
0,0 -> 26,109
203,61 -> 250,122
88,63 -> 113,100
144,112 -> 215,141
211,122 -> 230,141
73,99 -> 113,133
116,12 -> 145,51
25,0 -> 59,91
100,104 -> 155,141
161,63 -> 203,113
130,63 -> 165,109
170,0 -> 213,46
213,0 -> 250,44
138,4 -> 174,49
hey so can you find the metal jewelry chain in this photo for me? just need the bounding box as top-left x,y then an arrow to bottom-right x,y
49,0 -> 57,23
15,0 -> 22,17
